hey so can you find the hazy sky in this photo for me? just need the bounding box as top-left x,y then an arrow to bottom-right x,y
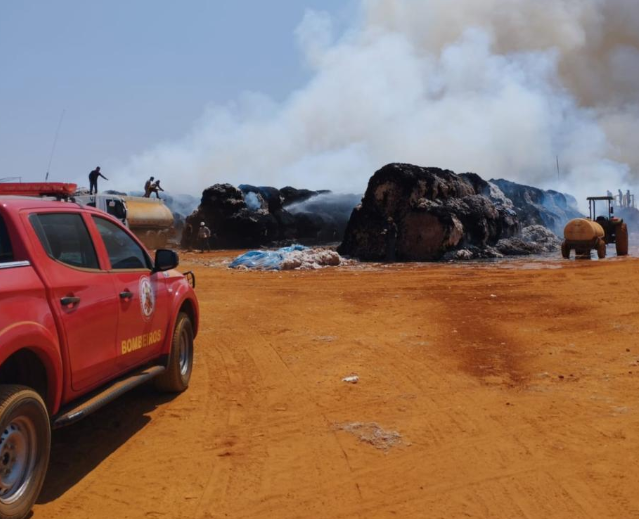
0,1 -> 352,186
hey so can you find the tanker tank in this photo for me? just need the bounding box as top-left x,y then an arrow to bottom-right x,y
563,218 -> 605,242
562,218 -> 606,259
122,196 -> 175,250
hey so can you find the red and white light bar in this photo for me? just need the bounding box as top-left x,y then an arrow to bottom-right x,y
0,183 -> 77,198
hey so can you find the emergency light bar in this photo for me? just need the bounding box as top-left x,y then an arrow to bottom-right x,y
0,182 -> 77,198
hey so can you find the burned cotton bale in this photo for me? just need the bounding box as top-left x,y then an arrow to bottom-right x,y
490,178 -> 582,234
339,163 -> 520,261
182,182 -> 359,249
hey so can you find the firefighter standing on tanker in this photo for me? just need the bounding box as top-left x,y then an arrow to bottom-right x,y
149,180 -> 165,199
143,176 -> 155,197
88,166 -> 108,195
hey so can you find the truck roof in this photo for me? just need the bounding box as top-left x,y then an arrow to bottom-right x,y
0,196 -> 100,215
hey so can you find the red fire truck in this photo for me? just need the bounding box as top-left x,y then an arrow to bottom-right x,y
0,184 -> 199,518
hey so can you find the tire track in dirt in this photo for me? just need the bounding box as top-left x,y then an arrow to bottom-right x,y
33,316 -> 222,518
192,320 -> 368,518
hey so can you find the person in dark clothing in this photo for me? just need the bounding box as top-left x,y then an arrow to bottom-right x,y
383,217 -> 398,262
88,167 -> 108,195
143,176 -> 155,198
197,222 -> 211,252
149,180 -> 165,199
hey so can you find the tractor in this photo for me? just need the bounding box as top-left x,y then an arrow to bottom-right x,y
562,196 -> 629,259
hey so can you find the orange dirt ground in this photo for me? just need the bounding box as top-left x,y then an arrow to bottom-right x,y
34,251 -> 639,519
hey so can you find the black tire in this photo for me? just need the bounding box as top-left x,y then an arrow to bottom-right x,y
561,241 -> 571,259
616,223 -> 629,256
597,239 -> 607,259
155,312 -> 194,393
0,386 -> 50,519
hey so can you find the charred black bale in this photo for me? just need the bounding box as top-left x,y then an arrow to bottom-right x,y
279,187 -> 321,207
490,179 -> 581,233
239,185 -> 283,213
183,184 -> 278,249
459,173 -> 519,239
339,164 -> 520,261
182,183 -> 353,249
202,183 -> 246,216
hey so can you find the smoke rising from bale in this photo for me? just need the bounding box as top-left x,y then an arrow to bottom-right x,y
111,0 -> 639,207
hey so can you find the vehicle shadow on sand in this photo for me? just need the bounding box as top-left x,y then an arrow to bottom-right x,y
37,385 -> 176,504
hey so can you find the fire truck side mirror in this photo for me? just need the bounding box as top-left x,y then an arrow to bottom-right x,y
154,249 -> 179,272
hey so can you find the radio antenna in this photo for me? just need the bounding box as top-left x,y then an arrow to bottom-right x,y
45,109 -> 66,181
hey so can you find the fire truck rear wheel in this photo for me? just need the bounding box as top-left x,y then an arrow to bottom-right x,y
561,241 -> 570,259
616,223 -> 629,256
155,312 -> 194,393
0,386 -> 50,519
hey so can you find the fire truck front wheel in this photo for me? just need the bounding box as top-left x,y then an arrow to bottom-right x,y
0,386 -> 50,519
155,312 -> 194,393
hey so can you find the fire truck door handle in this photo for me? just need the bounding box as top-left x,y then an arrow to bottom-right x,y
120,291 -> 134,300
60,296 -> 81,307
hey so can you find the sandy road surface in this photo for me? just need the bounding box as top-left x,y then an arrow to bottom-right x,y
34,252 -> 639,518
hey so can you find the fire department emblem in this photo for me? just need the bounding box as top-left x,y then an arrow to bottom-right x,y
139,276 -> 155,321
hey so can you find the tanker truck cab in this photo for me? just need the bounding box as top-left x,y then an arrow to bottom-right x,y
74,194 -> 174,250
73,194 -> 128,225
562,196 -> 629,259
0,191 -> 199,519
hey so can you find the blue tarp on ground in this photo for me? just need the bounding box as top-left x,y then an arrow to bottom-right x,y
229,245 -> 307,270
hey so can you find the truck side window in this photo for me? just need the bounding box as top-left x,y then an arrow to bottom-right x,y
93,217 -> 151,270
0,216 -> 14,263
106,199 -> 126,221
30,214 -> 99,269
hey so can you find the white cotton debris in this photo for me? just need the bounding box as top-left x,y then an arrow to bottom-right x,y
342,375 -> 359,384
280,248 -> 344,270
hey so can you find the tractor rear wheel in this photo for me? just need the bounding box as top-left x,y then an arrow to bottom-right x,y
561,241 -> 571,259
616,223 -> 629,256
597,239 -> 607,259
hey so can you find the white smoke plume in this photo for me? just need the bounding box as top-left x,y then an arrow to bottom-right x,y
109,0 -> 639,207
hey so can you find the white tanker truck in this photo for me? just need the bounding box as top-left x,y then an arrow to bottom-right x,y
0,183 -> 175,250
74,194 -> 175,250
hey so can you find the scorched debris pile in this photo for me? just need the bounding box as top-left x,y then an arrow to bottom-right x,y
490,179 -> 582,234
182,184 -> 353,249
339,163 -> 575,261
